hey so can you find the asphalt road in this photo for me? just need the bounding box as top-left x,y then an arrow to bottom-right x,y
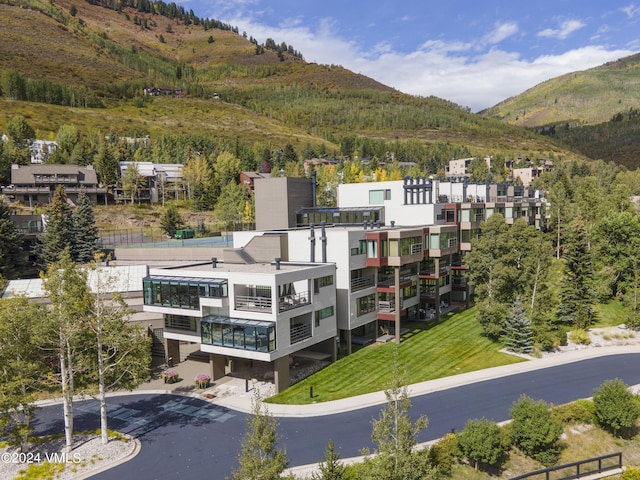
32,353 -> 640,480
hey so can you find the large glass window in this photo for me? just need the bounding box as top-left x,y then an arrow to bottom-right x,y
201,316 -> 275,352
143,276 -> 228,309
165,314 -> 197,332
357,293 -> 376,316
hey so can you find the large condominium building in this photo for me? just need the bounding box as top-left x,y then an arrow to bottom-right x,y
142,256 -> 337,393
137,176 -> 546,391
237,176 -> 547,352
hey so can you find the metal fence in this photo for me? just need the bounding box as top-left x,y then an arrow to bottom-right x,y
99,228 -> 233,248
510,452 -> 622,480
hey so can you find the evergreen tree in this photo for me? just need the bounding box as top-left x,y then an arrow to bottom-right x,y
312,440 -> 349,480
94,142 -> 119,186
556,217 -> 596,329
501,299 -> 534,354
0,201 -> 24,279
73,189 -> 99,263
37,185 -> 75,269
361,349 -> 434,480
160,203 -> 183,238
232,392 -> 288,480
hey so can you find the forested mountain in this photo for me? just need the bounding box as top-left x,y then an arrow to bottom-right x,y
0,0 -> 585,172
481,53 -> 640,167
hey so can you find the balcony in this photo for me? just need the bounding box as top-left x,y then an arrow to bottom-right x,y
278,291 -> 311,312
378,300 -> 403,313
351,276 -> 375,292
452,278 -> 467,287
235,295 -> 272,313
290,323 -> 312,344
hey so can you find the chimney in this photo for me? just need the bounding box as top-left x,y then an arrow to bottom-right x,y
390,220 -> 395,227
275,258 -> 281,270
363,221 -> 368,230
211,257 -> 217,269
321,221 -> 327,263
309,224 -> 316,262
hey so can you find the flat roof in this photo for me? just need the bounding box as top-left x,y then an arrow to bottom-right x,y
2,264 -> 148,299
163,261 -> 332,275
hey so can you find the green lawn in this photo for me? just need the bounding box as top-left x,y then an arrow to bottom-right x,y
267,306 -> 526,405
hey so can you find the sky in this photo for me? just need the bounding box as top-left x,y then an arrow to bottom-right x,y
184,0 -> 640,112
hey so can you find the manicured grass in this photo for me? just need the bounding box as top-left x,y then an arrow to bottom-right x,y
267,307 -> 525,404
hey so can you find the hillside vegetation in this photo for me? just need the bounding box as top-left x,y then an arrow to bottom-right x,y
482,53 -> 640,127
0,0 -> 587,166
480,53 -> 640,167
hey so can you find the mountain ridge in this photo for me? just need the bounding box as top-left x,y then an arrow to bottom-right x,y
0,0 -> 589,168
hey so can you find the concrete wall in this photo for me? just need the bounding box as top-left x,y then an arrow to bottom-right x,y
114,247 -> 222,262
255,177 -> 313,230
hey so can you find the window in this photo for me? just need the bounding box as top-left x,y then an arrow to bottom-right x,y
143,276 -> 228,310
369,190 -> 385,204
357,293 -> 376,316
201,316 -> 276,352
316,275 -> 333,288
165,315 -> 197,332
367,240 -> 378,258
315,306 -> 334,326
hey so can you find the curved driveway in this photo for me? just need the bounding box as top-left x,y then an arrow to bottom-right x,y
32,352 -> 640,479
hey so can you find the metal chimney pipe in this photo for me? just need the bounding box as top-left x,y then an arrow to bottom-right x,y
320,221 -> 327,263
309,224 -> 316,262
275,258 -> 281,270
211,257 -> 217,269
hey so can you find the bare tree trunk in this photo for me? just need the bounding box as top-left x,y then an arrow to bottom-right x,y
59,341 -> 73,453
97,324 -> 109,445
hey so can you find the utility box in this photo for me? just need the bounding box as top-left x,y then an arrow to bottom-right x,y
175,229 -> 195,239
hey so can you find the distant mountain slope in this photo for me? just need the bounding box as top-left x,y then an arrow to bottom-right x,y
0,0 -> 589,167
481,53 -> 640,127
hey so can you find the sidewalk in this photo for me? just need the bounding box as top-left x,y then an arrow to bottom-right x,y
135,343 -> 640,417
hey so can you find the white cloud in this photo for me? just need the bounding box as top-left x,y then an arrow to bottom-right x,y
538,19 -> 586,40
621,4 -> 640,18
217,12 -> 633,112
483,21 -> 519,45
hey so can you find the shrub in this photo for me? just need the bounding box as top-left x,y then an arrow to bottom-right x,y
593,378 -> 640,437
621,466 -> 640,480
551,399 -> 595,425
428,432 -> 458,475
457,418 -> 505,470
510,395 -> 563,466
568,329 -> 591,345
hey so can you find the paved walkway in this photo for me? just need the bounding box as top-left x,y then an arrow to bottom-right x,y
135,343 -> 640,417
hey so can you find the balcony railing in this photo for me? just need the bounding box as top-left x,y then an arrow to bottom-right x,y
351,276 -> 375,292
278,291 -> 310,312
290,323 -> 312,344
235,295 -> 272,313
379,300 -> 403,313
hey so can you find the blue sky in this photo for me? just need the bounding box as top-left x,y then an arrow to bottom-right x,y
184,1 -> 640,111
